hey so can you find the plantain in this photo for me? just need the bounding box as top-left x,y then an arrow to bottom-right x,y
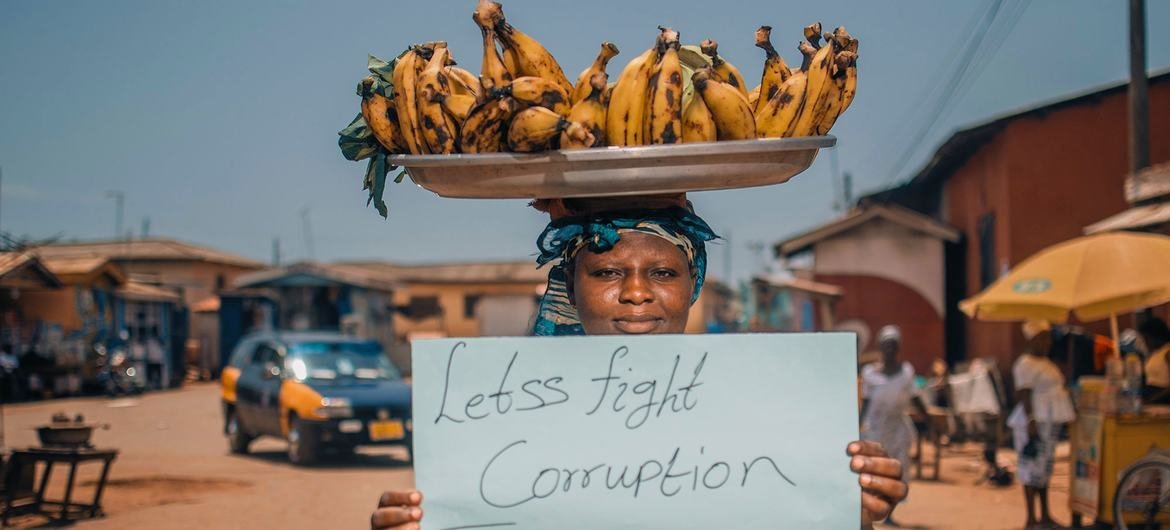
492,76 -> 571,116
754,25 -> 791,116
444,65 -> 482,101
645,27 -> 684,145
573,42 -> 620,105
507,106 -> 570,152
747,84 -> 761,110
474,24 -> 513,92
604,46 -> 658,146
416,47 -> 459,154
681,89 -> 717,143
788,28 -> 837,137
391,47 -> 426,154
459,96 -> 520,153
691,68 -> 754,140
560,122 -> 596,150
438,92 -> 478,123
563,72 -> 607,148
477,0 -> 573,95
817,49 -> 858,134
359,77 -> 407,153
755,70 -> 807,138
699,39 -> 748,98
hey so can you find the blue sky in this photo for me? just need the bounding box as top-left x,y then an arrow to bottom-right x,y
2,0 -> 1168,282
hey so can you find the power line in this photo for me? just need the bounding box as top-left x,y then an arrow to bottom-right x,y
882,0 -> 1021,187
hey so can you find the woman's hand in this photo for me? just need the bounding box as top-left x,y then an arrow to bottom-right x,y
371,490 -> 424,530
847,440 -> 907,529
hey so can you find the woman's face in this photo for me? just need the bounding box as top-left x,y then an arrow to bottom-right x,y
570,231 -> 694,335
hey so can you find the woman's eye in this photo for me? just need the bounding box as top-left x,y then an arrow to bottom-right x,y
651,269 -> 679,279
591,268 -> 620,278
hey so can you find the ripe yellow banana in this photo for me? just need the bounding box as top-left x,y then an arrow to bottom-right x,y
391,48 -> 426,154
494,76 -> 571,116
691,68 -> 755,140
438,92 -> 478,123
645,27 -> 683,145
789,31 -> 836,137
573,42 -> 619,105
754,25 -> 791,116
840,44 -> 858,113
478,0 -> 573,96
560,122 -> 596,150
747,84 -> 761,110
444,65 -> 481,101
604,46 -> 658,146
564,72 -> 607,148
459,96 -> 520,153
416,47 -> 459,154
699,39 -> 748,98
507,106 -> 569,152
359,77 -> 406,153
755,70 -> 807,138
476,26 -> 513,92
681,90 -> 717,143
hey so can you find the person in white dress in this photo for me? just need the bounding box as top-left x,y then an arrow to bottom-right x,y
1008,320 -> 1075,530
861,325 -> 928,527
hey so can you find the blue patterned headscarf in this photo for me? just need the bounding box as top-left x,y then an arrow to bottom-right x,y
532,206 -> 718,336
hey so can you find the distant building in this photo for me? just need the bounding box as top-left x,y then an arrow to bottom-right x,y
774,204 -> 959,371
859,70 -> 1170,371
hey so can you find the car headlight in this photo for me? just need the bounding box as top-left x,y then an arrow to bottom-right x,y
314,397 -> 353,419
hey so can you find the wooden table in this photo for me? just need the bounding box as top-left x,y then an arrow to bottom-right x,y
2,446 -> 118,526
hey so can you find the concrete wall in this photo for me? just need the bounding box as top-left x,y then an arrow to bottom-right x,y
115,260 -> 259,307
946,78 -> 1170,372
813,218 -> 948,316
817,273 -> 944,374
392,282 -> 543,340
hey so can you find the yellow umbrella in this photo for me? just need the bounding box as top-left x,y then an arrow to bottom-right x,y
960,232 -> 1170,346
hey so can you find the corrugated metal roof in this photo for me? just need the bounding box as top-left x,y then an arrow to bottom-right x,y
0,252 -> 62,288
117,281 -> 182,303
38,255 -> 119,278
339,260 -> 546,284
233,262 -> 399,291
33,238 -> 263,269
774,203 -> 960,257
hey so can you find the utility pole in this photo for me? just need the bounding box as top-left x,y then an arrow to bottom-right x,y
1129,0 -> 1149,174
272,237 -> 281,266
105,191 -> 124,240
141,217 -> 150,239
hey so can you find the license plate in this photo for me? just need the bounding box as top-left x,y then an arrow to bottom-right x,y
368,420 -> 405,441
338,420 -> 362,434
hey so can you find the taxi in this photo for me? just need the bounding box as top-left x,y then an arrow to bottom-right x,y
220,331 -> 412,465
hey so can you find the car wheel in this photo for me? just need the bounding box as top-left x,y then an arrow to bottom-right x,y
287,416 -> 318,466
226,409 -> 252,454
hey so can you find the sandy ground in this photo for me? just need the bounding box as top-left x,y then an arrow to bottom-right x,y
0,383 -> 1093,529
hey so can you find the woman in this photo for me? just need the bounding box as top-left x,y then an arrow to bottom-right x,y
1007,320 -> 1075,530
371,200 -> 908,529
859,325 -> 928,528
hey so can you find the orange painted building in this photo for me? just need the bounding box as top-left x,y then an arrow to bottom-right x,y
861,71 -> 1170,372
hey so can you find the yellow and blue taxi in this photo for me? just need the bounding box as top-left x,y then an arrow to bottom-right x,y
220,331 -> 412,465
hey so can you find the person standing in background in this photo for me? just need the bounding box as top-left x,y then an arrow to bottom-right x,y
1137,316 -> 1170,404
861,325 -> 928,527
1008,320 -> 1076,530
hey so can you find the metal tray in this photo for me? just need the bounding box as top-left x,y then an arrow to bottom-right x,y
391,136 -> 836,199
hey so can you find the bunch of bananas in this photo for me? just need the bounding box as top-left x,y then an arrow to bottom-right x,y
350,0 -> 858,158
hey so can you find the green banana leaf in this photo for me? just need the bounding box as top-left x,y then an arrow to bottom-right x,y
336,48 -> 412,219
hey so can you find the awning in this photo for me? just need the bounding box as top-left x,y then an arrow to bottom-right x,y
1084,201 -> 1170,234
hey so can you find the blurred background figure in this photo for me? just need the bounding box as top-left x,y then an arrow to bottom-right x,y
1007,320 -> 1076,530
861,324 -> 928,527
1137,316 -> 1170,404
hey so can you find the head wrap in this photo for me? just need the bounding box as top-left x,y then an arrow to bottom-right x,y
1021,319 -> 1051,340
532,206 -> 718,336
877,324 -> 902,346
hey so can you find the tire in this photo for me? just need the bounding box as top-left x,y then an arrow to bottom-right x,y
287,416 -> 318,466
1113,460 -> 1170,530
226,409 -> 253,455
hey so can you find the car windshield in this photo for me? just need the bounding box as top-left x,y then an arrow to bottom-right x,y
285,341 -> 401,382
